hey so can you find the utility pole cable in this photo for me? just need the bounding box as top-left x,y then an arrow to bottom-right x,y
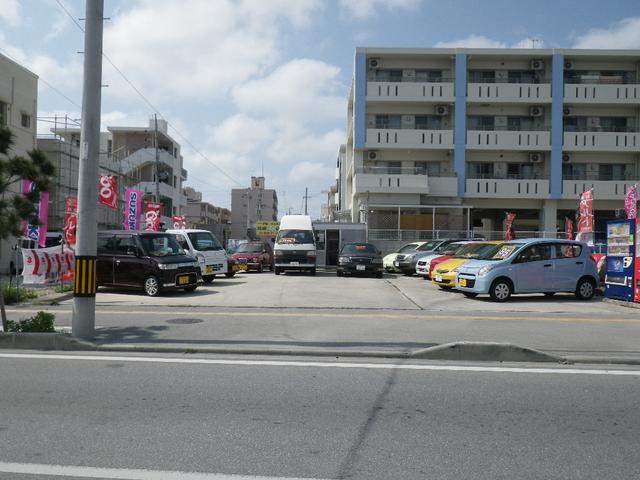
72,0 -> 103,340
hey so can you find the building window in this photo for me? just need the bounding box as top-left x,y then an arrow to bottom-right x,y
467,116 -> 495,131
21,113 -> 31,129
415,115 -> 443,130
562,163 -> 586,180
0,101 -> 7,125
375,115 -> 402,129
414,161 -> 441,176
599,164 -> 625,181
415,70 -> 444,82
468,162 -> 494,179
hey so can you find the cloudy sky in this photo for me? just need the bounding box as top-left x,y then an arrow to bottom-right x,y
1,0 -> 640,217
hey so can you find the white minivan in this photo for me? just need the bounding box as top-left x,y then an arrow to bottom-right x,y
168,229 -> 228,283
273,215 -> 316,275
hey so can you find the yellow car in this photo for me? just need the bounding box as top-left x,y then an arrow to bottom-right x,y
432,241 -> 503,289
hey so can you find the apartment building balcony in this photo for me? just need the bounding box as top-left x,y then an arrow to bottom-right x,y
366,81 -> 454,102
564,82 -> 640,104
122,148 -> 179,172
137,181 -> 180,200
465,177 -> 550,198
467,83 -> 551,103
466,129 -> 551,150
563,131 -> 640,151
563,179 -> 637,200
354,168 -> 458,196
181,167 -> 188,181
365,128 -> 453,149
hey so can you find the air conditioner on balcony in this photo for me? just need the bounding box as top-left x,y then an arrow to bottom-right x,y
435,105 -> 449,116
368,58 -> 381,69
562,153 -> 571,163
528,152 -> 543,163
563,107 -> 572,116
564,60 -> 574,70
530,59 -> 545,71
529,105 -> 544,117
368,151 -> 378,160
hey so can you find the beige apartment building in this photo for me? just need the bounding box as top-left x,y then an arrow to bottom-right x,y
230,176 -> 278,239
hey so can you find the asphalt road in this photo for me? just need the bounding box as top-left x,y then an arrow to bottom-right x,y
1,352 -> 640,480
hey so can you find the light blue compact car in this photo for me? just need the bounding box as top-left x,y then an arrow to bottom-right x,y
455,239 -> 599,302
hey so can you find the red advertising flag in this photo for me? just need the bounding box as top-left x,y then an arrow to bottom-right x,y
144,202 -> 161,231
172,215 -> 187,229
63,196 -> 78,245
577,189 -> 594,232
625,184 -> 638,219
565,217 -> 573,240
504,212 -> 516,241
98,175 -> 118,209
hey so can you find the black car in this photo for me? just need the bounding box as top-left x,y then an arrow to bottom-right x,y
97,231 -> 201,296
337,242 -> 383,278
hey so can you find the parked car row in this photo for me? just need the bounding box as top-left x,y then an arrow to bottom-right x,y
384,238 -> 600,302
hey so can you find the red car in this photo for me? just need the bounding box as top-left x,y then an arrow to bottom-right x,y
229,241 -> 274,273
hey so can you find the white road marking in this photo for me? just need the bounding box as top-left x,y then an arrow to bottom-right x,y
1,353 -> 639,376
0,461 -> 327,479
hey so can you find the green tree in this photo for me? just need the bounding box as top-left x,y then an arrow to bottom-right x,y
0,125 -> 55,331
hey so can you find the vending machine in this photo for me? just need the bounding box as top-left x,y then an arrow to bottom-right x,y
604,219 -> 636,301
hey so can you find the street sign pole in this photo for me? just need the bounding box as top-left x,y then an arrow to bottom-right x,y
72,0 -> 104,340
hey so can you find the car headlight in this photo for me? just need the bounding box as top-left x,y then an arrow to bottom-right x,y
338,256 -> 349,264
196,253 -> 205,265
404,254 -> 415,261
478,264 -> 494,276
158,263 -> 178,270
372,258 -> 383,264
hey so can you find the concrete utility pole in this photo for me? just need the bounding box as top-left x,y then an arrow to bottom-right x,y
154,113 -> 160,205
72,0 -> 104,340
304,187 -> 309,216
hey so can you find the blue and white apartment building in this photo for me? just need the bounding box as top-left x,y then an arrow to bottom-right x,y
337,48 -> 640,240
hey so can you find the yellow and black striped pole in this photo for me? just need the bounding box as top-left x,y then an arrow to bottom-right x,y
73,256 -> 97,297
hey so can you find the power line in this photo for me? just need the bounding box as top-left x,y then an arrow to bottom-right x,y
55,0 -> 242,187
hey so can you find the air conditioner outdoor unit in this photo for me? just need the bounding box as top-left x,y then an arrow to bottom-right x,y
435,105 -> 449,116
563,107 -> 572,116
529,105 -> 544,117
530,59 -> 545,71
564,60 -> 574,70
368,151 -> 378,160
528,152 -> 543,163
562,153 -> 571,163
368,58 -> 380,69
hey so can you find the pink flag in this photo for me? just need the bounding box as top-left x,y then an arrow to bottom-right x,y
625,185 -> 638,219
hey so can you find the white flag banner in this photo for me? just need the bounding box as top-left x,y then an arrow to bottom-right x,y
21,245 -> 75,285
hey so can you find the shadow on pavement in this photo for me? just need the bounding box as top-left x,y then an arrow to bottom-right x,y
94,325 -> 169,342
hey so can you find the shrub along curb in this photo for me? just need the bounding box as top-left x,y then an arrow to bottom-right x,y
0,333 -> 96,351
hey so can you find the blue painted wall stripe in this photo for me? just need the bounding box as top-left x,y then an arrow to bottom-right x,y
454,53 -> 467,197
354,52 -> 366,149
550,53 -> 564,199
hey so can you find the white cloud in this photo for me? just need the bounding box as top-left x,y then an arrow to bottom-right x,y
0,0 -> 21,26
266,125 -> 343,164
434,35 -> 507,49
339,0 -> 421,20
511,37 -> 545,49
103,0 -> 322,100
207,114 -> 274,156
286,161 -> 334,185
573,17 -> 640,49
232,59 -> 345,122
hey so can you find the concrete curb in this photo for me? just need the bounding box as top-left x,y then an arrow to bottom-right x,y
30,292 -> 74,305
602,298 -> 640,309
411,342 -> 563,363
0,333 -> 96,351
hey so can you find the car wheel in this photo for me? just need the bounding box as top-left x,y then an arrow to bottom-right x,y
438,285 -> 452,290
275,267 -> 281,275
462,292 -> 478,298
310,267 -> 316,275
336,270 -> 343,277
489,278 -> 512,302
202,275 -> 214,284
575,277 -> 596,300
544,292 -> 555,297
225,272 -> 235,278
183,285 -> 197,293
376,272 -> 383,279
257,263 -> 263,273
144,276 -> 161,297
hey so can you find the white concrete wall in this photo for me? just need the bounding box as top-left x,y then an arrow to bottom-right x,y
467,130 -> 551,150
466,179 -> 550,198
367,82 -> 454,102
564,84 -> 640,104
563,132 -> 640,151
467,83 -> 551,103
365,128 -> 453,149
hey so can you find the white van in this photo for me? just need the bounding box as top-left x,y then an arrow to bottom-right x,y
167,229 -> 228,283
273,215 -> 316,275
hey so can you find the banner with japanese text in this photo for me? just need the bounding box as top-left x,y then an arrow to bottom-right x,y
21,245 -> 74,285
577,189 -> 594,232
63,196 -> 78,245
21,179 -> 49,248
172,215 -> 187,229
625,184 -> 638,219
565,217 -> 573,240
144,202 -> 161,231
98,175 -> 118,209
504,212 -> 516,241
123,188 -> 143,230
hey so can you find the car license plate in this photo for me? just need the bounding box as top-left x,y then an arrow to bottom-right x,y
290,261 -> 300,266
205,265 -> 214,274
238,264 -> 247,271
177,275 -> 190,285
435,275 -> 442,282
459,278 -> 467,287
356,265 -> 365,271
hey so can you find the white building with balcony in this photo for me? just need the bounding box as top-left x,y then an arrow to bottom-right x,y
339,48 -> 640,240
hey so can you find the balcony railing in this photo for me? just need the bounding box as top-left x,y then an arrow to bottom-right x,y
357,166 -> 451,176
467,83 -> 551,102
564,84 -> 640,103
365,128 -> 453,149
466,178 -> 549,198
366,81 -> 454,102
563,132 -> 640,151
563,180 -> 636,200
466,130 -> 551,149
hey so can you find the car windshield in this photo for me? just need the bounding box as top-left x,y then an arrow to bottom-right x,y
187,232 -> 222,251
236,243 -> 264,253
416,241 -> 440,251
276,230 -> 315,245
398,244 -> 419,253
341,243 -> 377,254
140,234 -> 185,257
486,243 -> 521,261
458,243 -> 502,259
442,243 -> 466,255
